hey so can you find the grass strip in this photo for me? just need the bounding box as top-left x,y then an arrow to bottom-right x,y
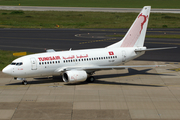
0,0 -> 180,8
0,10 -> 180,28
0,50 -> 32,71
0,50 -> 19,70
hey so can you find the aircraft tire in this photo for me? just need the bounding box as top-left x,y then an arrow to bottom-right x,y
87,76 -> 95,83
22,80 -> 28,85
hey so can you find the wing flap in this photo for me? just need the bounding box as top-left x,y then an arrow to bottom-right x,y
82,65 -> 165,71
55,65 -> 165,73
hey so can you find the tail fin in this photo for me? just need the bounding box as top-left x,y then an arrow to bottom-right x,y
107,6 -> 151,48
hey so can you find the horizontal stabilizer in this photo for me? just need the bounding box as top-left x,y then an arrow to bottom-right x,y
135,47 -> 177,52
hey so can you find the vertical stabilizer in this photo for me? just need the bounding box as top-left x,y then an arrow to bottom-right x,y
107,6 -> 151,48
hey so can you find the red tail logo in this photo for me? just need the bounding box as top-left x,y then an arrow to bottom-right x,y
120,13 -> 148,47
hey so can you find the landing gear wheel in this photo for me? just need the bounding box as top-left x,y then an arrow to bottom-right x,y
87,76 -> 95,83
22,80 -> 28,85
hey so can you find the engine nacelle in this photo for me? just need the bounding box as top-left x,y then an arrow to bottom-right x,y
62,70 -> 87,83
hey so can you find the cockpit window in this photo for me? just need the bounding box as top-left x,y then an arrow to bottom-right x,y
11,62 -> 23,66
11,62 -> 16,65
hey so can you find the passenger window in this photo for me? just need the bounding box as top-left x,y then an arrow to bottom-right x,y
39,62 -> 41,65
58,61 -> 60,63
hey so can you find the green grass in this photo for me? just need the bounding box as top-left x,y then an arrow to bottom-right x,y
0,50 -> 33,70
0,50 -> 19,70
0,10 -> 180,28
0,0 -> 180,8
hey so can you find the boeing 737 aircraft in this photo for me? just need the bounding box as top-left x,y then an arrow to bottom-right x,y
2,6 -> 176,85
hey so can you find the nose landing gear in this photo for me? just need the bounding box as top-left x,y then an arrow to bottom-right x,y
15,78 -> 28,85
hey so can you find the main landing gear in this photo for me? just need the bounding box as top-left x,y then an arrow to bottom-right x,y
22,80 -> 28,85
86,76 -> 95,83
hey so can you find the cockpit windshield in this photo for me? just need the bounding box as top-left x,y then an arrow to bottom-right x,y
11,62 -> 23,66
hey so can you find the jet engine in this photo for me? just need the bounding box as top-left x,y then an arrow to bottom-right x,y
62,70 -> 87,83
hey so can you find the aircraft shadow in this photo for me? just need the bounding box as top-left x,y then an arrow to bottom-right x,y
95,68 -> 173,79
87,68 -> 174,87
6,68 -> 174,86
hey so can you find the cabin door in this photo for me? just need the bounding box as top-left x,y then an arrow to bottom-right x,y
122,51 -> 126,62
30,58 -> 37,70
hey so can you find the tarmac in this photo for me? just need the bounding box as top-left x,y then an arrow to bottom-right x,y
0,6 -> 180,13
0,60 -> 180,120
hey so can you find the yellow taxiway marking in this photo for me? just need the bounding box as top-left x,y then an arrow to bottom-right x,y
13,52 -> 27,56
0,36 -> 88,42
169,68 -> 180,72
79,38 -> 117,44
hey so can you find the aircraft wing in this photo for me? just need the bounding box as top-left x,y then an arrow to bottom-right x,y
55,65 -> 165,73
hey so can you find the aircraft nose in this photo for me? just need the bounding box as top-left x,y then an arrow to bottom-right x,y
2,65 -> 12,75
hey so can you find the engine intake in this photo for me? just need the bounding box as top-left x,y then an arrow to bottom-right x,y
62,70 -> 87,83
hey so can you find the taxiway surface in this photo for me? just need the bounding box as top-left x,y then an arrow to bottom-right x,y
0,28 -> 179,62
1,6 -> 180,13
0,29 -> 180,119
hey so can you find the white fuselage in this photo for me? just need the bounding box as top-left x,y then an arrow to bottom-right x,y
3,47 -> 145,78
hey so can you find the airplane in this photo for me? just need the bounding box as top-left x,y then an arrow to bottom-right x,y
2,6 -> 176,85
